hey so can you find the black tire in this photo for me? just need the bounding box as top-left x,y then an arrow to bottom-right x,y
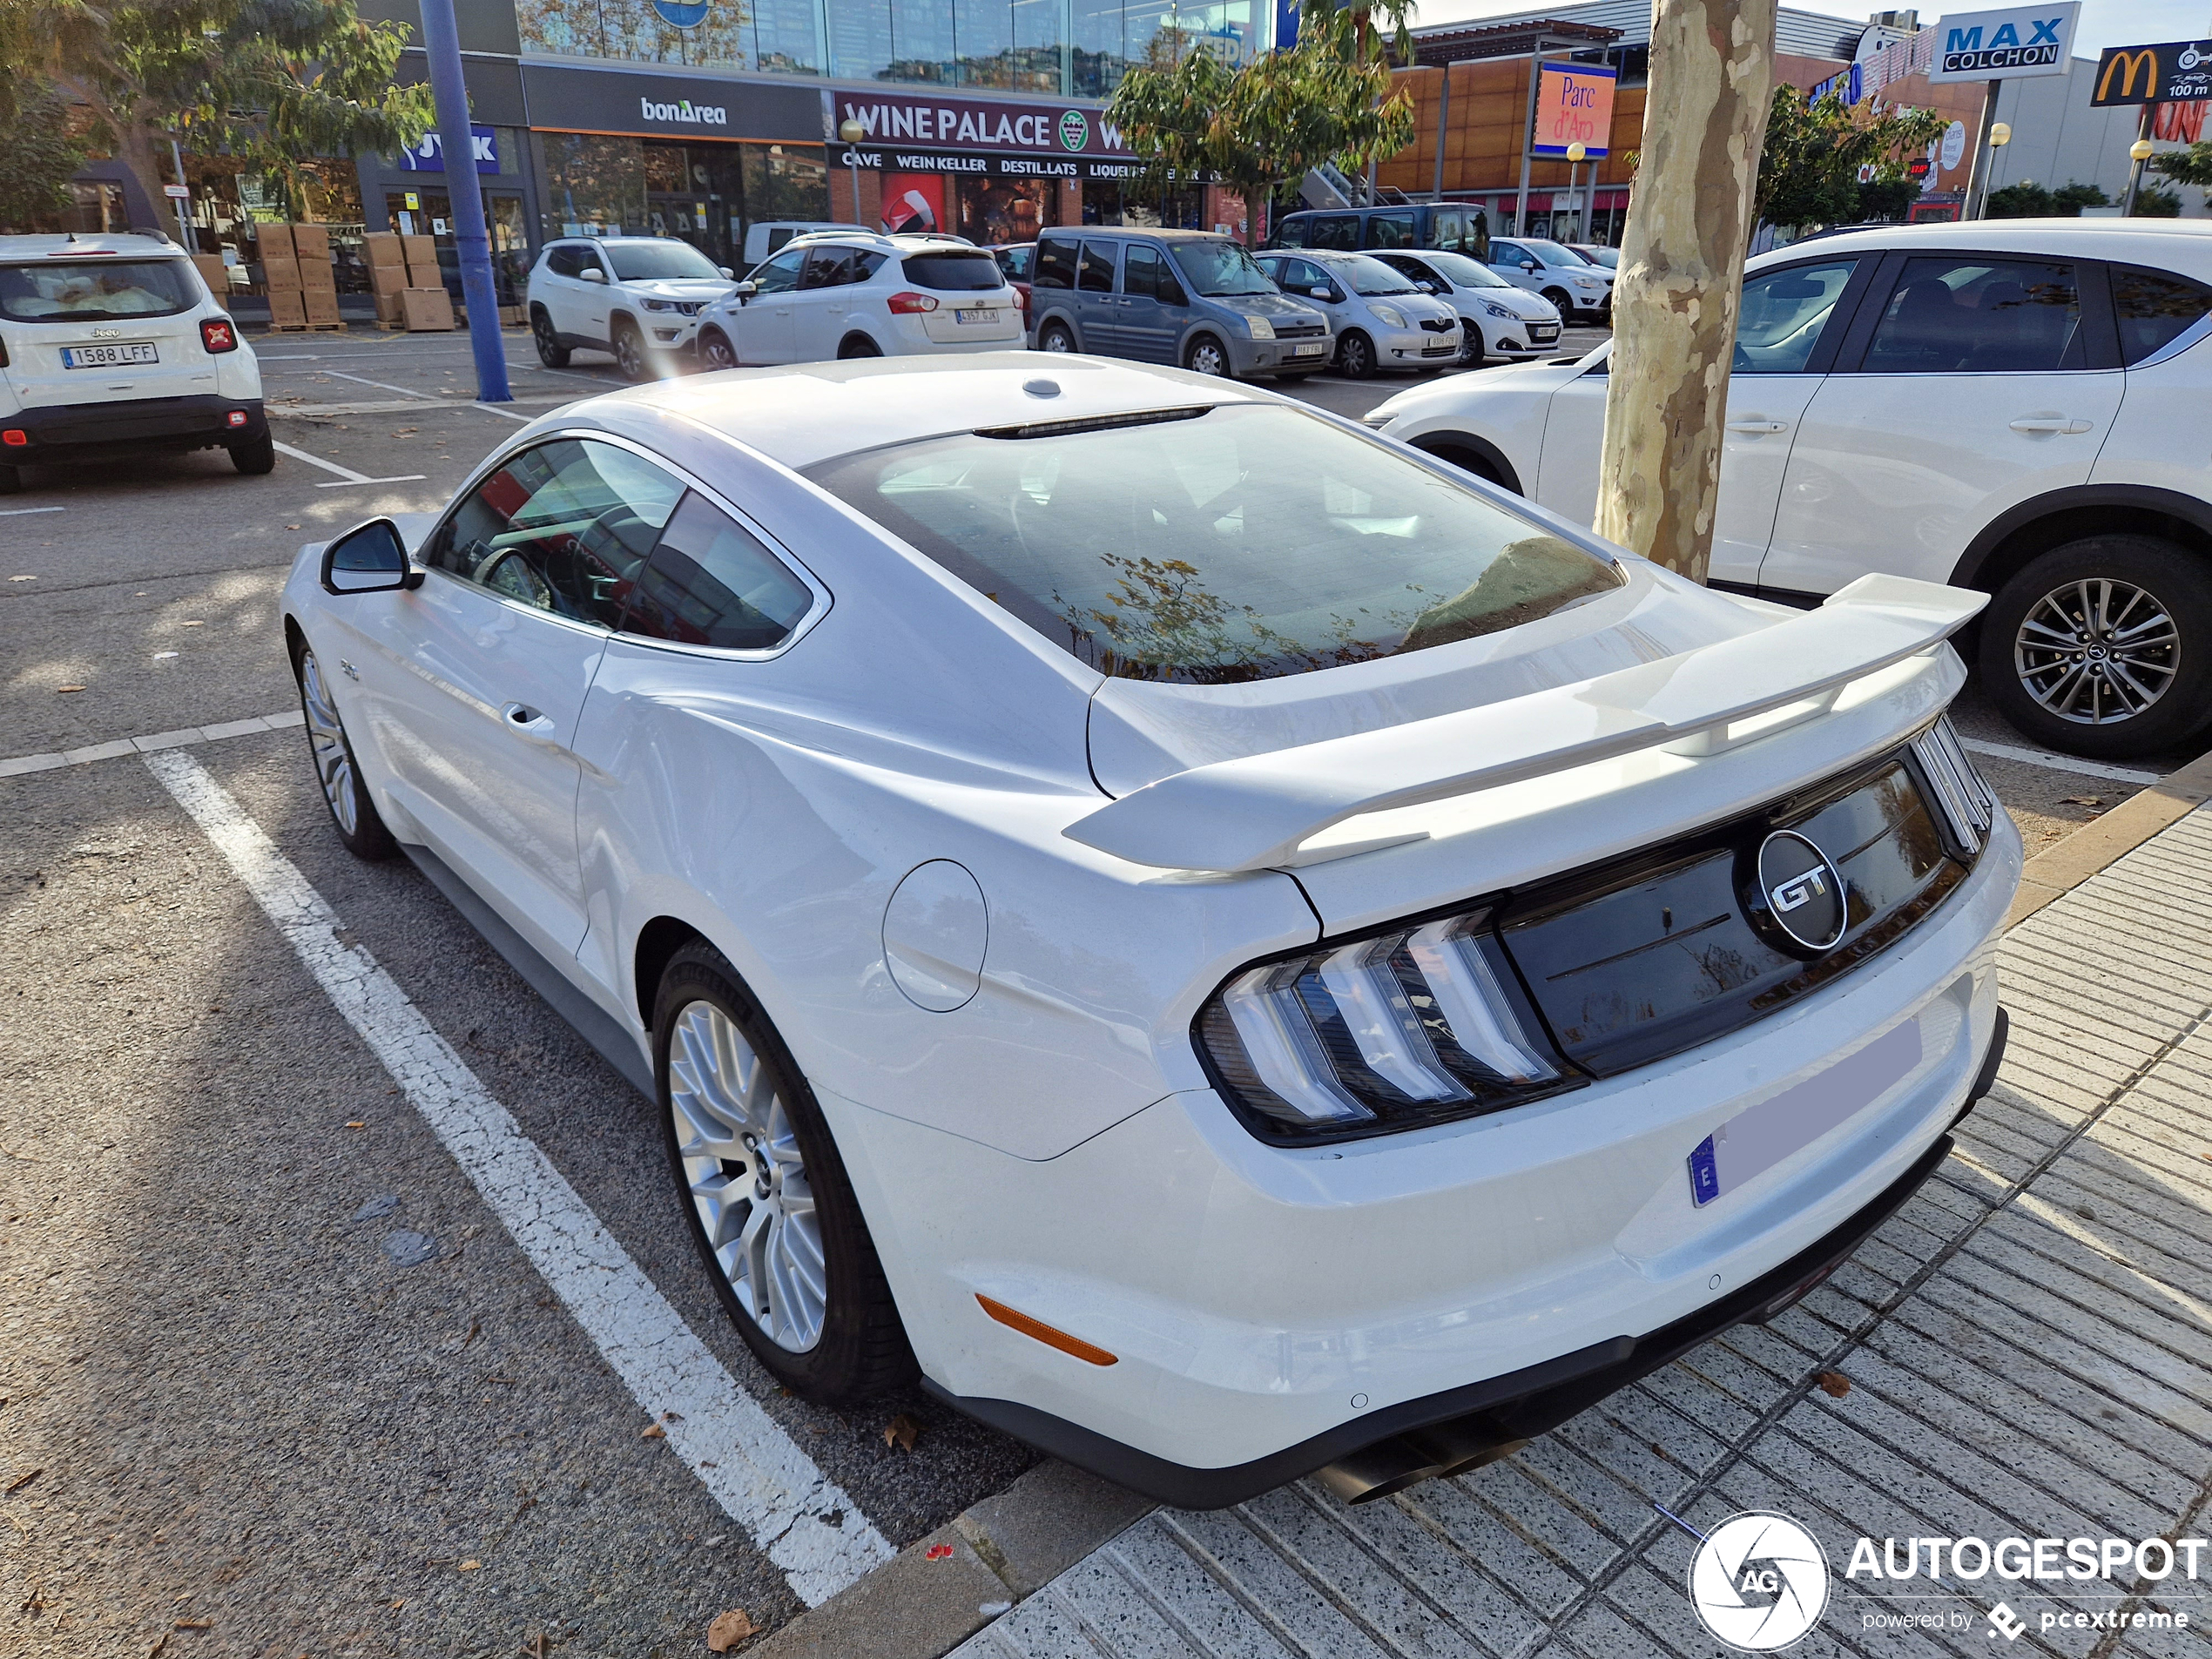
655,942 -> 917,1401
1337,330 -> 1376,380
836,333 -> 882,359
531,307 -> 570,368
1979,535 -> 2212,760
698,327 -> 738,372
1183,334 -> 1231,377
1036,320 -> 1076,354
230,434 -> 275,475
1542,287 -> 1574,315
0,463 -> 21,495
612,319 -> 651,382
295,644 -> 396,860
1457,321 -> 1486,369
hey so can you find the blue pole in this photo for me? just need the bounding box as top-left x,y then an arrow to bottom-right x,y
418,0 -> 511,401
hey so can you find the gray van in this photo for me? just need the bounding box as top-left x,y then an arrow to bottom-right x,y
1271,203 -> 1489,260
1027,227 -> 1332,380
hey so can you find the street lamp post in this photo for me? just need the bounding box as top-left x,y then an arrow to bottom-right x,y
1966,118 -> 2009,219
2122,125 -> 2155,215
1565,140 -> 1587,241
838,118 -> 867,231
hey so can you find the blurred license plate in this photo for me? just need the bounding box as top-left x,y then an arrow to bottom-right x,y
63,342 -> 159,368
955,307 -> 999,325
1687,1021 -> 1922,1207
1291,341 -> 1325,357
1533,325 -> 1559,339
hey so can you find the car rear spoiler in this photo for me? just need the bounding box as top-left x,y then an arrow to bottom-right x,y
1062,574 -> 1986,873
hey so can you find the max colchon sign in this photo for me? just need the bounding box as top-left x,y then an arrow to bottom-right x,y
1925,2 -> 2079,82
2091,41 -> 2212,106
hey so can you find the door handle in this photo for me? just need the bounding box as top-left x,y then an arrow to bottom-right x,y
501,701 -> 563,747
2009,416 -> 2094,435
1725,420 -> 1790,434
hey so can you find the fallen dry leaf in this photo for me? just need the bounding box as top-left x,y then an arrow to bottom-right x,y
1813,1370 -> 1851,1399
174,1618 -> 212,1629
6,1467 -> 42,1494
641,1424 -> 666,1440
459,1560 -> 482,1572
55,685 -> 85,694
2059,795 -> 2104,808
705,1608 -> 756,1651
344,1121 -> 367,1130
883,1413 -> 921,1453
926,1543 -> 955,1560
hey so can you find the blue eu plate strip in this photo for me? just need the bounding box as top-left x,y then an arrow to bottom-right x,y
1688,1136 -> 1721,1207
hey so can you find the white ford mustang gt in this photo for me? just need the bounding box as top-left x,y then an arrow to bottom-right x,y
283,354 -> 2020,1507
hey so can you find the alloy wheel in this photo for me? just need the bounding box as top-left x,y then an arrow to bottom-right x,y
533,315 -> 562,367
615,327 -> 647,381
1186,339 -> 1226,376
2014,577 -> 2180,725
1039,325 -> 1074,353
299,649 -> 358,836
667,1000 -> 826,1353
700,331 -> 737,371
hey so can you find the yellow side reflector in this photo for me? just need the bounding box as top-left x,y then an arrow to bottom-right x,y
975,1294 -> 1117,1366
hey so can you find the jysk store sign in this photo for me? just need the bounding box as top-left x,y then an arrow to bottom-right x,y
1926,2 -> 2080,81
2091,41 -> 2212,106
395,124 -> 501,172
831,90 -> 1126,158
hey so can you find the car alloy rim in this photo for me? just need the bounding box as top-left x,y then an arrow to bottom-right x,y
1345,337 -> 1370,374
667,1000 -> 827,1352
299,649 -> 358,835
1190,342 -> 1224,375
617,331 -> 644,376
1042,327 -> 1072,352
705,335 -> 735,369
2014,577 -> 2179,725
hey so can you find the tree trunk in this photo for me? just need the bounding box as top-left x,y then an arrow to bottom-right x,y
1592,0 -> 1776,581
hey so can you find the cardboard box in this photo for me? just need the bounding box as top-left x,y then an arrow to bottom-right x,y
192,254 -> 231,307
261,253 -> 300,292
401,233 -> 436,267
257,222 -> 293,258
300,256 -> 337,293
400,287 -> 455,331
289,222 -> 329,260
374,290 -> 406,327
406,261 -> 442,291
303,287 -> 343,327
368,262 -> 409,295
500,304 -> 526,327
267,288 -> 307,327
361,230 -> 403,267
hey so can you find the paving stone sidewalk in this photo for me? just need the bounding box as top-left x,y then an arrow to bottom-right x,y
954,805 -> 2212,1659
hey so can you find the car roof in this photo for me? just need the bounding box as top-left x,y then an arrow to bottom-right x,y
0,233 -> 184,261
1749,217 -> 2212,276
581,354 -> 1276,473
1046,226 -> 1232,242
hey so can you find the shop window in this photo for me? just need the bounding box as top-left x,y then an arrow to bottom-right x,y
954,179 -> 1055,246
516,0 -> 753,71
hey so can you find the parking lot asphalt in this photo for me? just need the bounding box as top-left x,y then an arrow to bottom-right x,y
1,321 -> 2200,1655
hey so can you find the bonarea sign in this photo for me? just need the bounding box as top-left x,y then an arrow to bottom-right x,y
1926,2 -> 2080,81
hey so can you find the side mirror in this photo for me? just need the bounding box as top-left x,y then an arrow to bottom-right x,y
1309,285 -> 1332,300
730,280 -> 757,304
580,266 -> 608,284
718,266 -> 734,278
1416,280 -> 1438,293
320,518 -> 417,596
1522,260 -> 1540,273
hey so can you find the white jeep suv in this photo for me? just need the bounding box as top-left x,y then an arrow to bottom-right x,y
696,233 -> 1023,368
1369,220 -> 2212,759
528,236 -> 737,381
0,233 -> 267,492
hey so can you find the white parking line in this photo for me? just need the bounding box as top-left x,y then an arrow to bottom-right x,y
319,367 -> 432,399
0,505 -> 66,516
143,748 -> 896,1608
475,401 -> 536,421
267,440 -> 427,489
1957,736 -> 2161,787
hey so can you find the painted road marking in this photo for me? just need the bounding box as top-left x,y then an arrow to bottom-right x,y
143,749 -> 894,1607
267,440 -> 427,489
475,401 -> 536,422
0,710 -> 303,779
320,367 -> 436,399
0,505 -> 66,516
1958,737 -> 2160,787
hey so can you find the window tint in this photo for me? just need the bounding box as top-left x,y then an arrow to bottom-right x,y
1306,216 -> 1359,252
994,245 -> 1034,280
1862,257 -> 2085,374
1034,238 -> 1078,289
0,260 -> 195,321
748,246 -> 808,295
1432,207 -> 1483,256
428,441 -> 684,626
1425,251 -> 1510,290
1274,218 -> 1310,248
619,493 -> 815,651
1280,258 -> 1330,294
1123,244 -> 1184,303
1170,239 -> 1274,296
1491,241 -> 1527,266
1341,255 -> 1417,297
1077,241 -> 1118,293
2112,264 -> 2212,366
800,246 -> 859,288
902,251 -> 1004,291
806,404 -> 1622,685
1734,260 -> 1856,374
1366,212 -> 1418,250
546,245 -> 591,280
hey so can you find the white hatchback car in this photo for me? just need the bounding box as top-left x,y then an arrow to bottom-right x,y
284,355 -> 2016,1507
697,233 -> 1023,368
528,236 -> 737,381
1367,248 -> 1563,367
1252,249 -> 1461,378
0,233 -> 267,492
1367,220 -> 2212,759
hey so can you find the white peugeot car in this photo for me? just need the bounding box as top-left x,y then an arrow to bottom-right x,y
282,355 -> 2017,1507
1367,220 -> 2212,760
528,235 -> 738,381
1367,248 -> 1563,367
0,232 -> 268,492
696,233 -> 1024,368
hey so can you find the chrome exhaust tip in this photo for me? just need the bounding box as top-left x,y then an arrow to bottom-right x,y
1313,1437 -> 1447,1505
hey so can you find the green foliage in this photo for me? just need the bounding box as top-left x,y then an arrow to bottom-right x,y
2134,185 -> 2182,218
1854,176 -> 1919,223
2149,143 -> 2212,187
1756,85 -> 1947,233
2052,181 -> 2108,212
0,79 -> 84,228
1105,30 -> 1415,241
1986,179 -> 2112,218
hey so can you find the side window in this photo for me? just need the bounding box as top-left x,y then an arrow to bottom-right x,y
800,247 -> 855,288
1034,238 -> 1078,289
1861,256 -> 2085,374
1432,208 -> 1466,253
1734,259 -> 1857,374
1291,260 -> 1332,295
1274,218 -> 1309,248
546,245 -> 584,279
1366,212 -> 1417,250
620,492 -> 816,651
748,246 -> 808,295
2111,264 -> 2212,366
1308,216 -> 1359,251
426,440 -> 685,627
1492,241 -> 1527,266
1124,245 -> 1171,300
1077,241 -> 1118,293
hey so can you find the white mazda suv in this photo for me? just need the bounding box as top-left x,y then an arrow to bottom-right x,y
282,354 -> 2018,1509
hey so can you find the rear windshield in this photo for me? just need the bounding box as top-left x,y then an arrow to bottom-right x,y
902,252 -> 1004,291
604,241 -> 723,281
806,403 -> 1621,684
0,259 -> 196,321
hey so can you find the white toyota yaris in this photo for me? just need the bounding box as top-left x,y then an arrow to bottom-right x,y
282,355 -> 2018,1507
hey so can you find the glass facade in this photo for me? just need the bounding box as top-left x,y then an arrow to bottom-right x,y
532,132 -> 829,265
516,0 -> 1251,93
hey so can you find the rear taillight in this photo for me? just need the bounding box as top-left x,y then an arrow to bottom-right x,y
3,429 -> 26,447
887,291 -> 939,314
200,317 -> 238,354
1197,909 -> 1576,1142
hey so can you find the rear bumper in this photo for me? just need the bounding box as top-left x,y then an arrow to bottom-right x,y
3,395 -> 266,463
